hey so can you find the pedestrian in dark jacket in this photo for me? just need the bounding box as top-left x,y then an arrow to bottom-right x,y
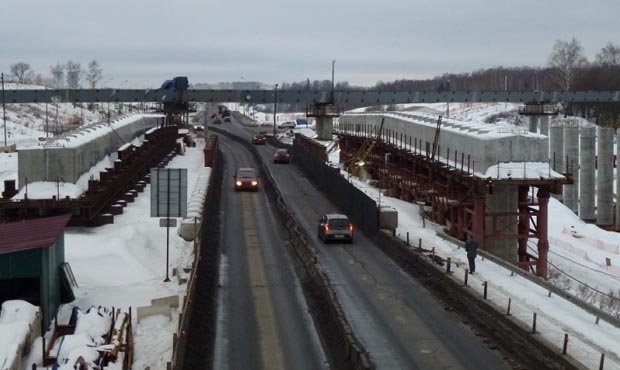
465,235 -> 478,274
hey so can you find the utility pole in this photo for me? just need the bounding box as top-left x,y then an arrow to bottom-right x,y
331,60 -> 335,103
45,87 -> 49,138
2,73 -> 7,147
273,84 -> 278,138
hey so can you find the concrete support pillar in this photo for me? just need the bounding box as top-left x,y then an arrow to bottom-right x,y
563,125 -> 579,213
550,122 -> 564,171
579,126 -> 596,221
485,184 -> 518,263
539,116 -> 549,136
597,127 -> 615,227
528,116 -> 538,133
315,116 -> 333,141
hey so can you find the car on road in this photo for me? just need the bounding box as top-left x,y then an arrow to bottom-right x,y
251,134 -> 267,145
278,121 -> 296,129
213,117 -> 222,124
234,167 -> 259,192
317,214 -> 354,243
224,116 -> 231,123
194,125 -> 204,131
273,148 -> 291,163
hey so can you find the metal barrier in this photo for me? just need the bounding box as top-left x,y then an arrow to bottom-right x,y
171,148 -> 224,370
292,135 -> 379,235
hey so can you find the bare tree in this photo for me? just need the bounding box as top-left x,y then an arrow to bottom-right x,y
596,42 -> 620,67
85,60 -> 103,88
10,62 -> 34,84
50,62 -> 65,88
65,60 -> 82,89
548,38 -> 588,90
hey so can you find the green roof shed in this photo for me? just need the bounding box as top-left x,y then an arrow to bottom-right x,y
0,214 -> 72,332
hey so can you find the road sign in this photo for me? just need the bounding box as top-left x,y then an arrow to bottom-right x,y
150,168 -> 187,218
159,218 -> 177,227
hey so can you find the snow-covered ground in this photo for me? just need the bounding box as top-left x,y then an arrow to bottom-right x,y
0,91 -> 209,369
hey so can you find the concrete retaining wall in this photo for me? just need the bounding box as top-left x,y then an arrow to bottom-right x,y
339,113 -> 548,174
18,115 -> 162,187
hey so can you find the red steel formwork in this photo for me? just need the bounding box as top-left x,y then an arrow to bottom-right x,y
338,132 -> 567,278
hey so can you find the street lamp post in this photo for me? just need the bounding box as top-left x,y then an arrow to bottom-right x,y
273,84 -> 278,138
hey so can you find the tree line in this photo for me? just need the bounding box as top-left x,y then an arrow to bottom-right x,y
375,39 -> 620,92
6,60 -> 103,89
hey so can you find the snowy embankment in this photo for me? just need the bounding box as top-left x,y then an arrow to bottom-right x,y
0,301 -> 39,370
7,135 -> 209,369
57,139 -> 207,369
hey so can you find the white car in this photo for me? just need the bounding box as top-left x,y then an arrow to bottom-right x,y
278,121 -> 296,129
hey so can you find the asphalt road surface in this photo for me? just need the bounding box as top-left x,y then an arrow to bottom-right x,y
218,116 -> 515,370
212,134 -> 328,370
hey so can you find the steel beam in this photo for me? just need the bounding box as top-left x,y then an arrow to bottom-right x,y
3,89 -> 620,104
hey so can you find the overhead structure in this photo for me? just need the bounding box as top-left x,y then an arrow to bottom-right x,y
337,112 -> 571,278
4,89 -> 620,105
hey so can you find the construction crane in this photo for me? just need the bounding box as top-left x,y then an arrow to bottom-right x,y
345,118 -> 385,176
431,115 -> 442,161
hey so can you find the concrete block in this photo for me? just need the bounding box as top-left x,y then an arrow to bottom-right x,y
18,116 -> 160,187
110,204 -> 123,215
137,305 -> 173,322
379,206 -> 398,230
152,295 -> 179,308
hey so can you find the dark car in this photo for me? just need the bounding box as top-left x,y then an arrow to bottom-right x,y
273,148 -> 291,163
213,117 -> 222,124
317,214 -> 354,243
224,116 -> 231,123
234,167 -> 259,191
252,134 -> 267,145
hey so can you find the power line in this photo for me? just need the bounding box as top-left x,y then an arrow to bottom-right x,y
527,242 -> 620,302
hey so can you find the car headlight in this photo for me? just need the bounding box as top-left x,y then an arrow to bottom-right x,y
236,181 -> 242,186
251,181 -> 258,186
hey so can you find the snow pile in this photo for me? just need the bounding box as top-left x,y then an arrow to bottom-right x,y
12,181 -> 84,200
0,300 -> 39,370
50,307 -> 113,369
34,114 -> 161,149
482,161 -> 565,179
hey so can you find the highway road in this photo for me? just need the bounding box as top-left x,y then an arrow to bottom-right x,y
218,116 -> 516,370
212,134 -> 328,370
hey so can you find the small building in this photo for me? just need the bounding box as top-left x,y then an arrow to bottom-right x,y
0,214 -> 73,331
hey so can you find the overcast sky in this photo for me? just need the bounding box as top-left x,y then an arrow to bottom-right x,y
1,0 -> 619,88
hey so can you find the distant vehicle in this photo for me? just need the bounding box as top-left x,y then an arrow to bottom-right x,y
278,121 -> 296,129
213,117 -> 222,124
223,116 -> 231,123
296,118 -> 308,126
252,134 -> 267,145
317,214 -> 354,243
194,125 -> 204,131
273,148 -> 291,163
234,167 -> 259,192
160,76 -> 189,90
